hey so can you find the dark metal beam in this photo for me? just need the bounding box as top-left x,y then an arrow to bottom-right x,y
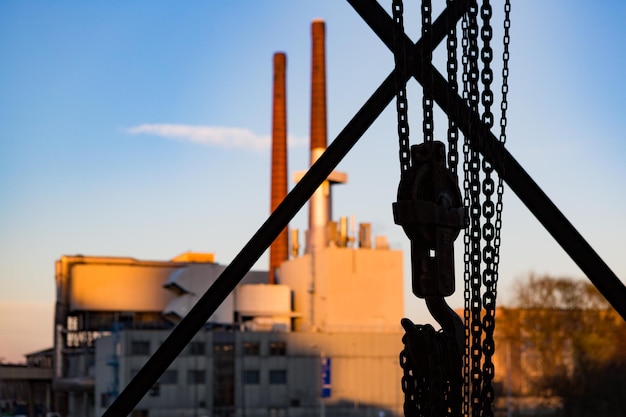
350,0 -> 626,320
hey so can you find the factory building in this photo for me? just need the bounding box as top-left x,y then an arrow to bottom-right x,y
91,326 -> 403,417
52,228 -> 404,417
47,19 -> 406,417
53,236 -> 404,417
0,349 -> 55,417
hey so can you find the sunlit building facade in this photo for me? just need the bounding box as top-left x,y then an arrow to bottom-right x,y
52,233 -> 405,417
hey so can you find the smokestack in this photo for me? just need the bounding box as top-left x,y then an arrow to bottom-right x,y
269,52 -> 289,284
294,20 -> 347,254
308,19 -> 329,253
310,19 -> 327,153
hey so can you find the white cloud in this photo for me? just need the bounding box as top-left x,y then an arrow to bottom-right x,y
126,124 -> 306,151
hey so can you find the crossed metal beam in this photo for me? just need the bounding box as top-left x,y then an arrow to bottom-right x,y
350,0 -> 626,317
104,1 -> 626,415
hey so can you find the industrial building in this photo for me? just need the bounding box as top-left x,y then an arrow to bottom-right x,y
51,242 -> 404,417
44,19 -> 406,417
0,349 -> 54,417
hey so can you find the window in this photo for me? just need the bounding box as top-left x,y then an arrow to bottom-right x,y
214,343 -> 234,353
269,341 -> 286,356
67,316 -> 78,331
269,369 -> 287,384
149,383 -> 160,397
243,341 -> 260,356
243,369 -> 260,384
130,341 -> 150,356
160,370 -> 178,385
213,342 -> 235,406
188,370 -> 206,384
189,341 -> 205,355
101,392 -> 114,408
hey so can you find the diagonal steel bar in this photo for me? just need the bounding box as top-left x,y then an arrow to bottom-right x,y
350,0 -> 626,320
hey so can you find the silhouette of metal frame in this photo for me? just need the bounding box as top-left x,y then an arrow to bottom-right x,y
103,1 -> 626,415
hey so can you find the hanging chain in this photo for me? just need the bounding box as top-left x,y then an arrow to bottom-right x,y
479,0 -> 497,415
446,0 -> 459,177
400,322 -> 462,417
460,9 -> 471,417
393,0 -> 412,183
461,1 -> 510,416
391,2 -> 511,416
500,0 -> 511,146
482,2 -> 510,414
421,0 -> 434,143
496,1 -> 511,253
392,4 -> 420,412
462,2 -> 483,417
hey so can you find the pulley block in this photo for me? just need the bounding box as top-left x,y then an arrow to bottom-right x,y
393,141 -> 465,298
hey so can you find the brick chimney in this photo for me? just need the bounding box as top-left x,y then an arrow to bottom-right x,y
308,19 -> 329,253
269,52 -> 289,284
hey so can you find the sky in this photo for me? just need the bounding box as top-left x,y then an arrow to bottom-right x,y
1,1 -> 625,363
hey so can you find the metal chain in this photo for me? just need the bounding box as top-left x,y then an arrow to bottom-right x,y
400,322 -> 462,417
463,2 -> 483,417
421,0 -> 434,143
461,2 -> 511,416
500,0 -> 511,146
400,341 -> 418,416
466,1 -> 480,115
446,0 -> 459,176
391,2 -> 511,417
480,1 -> 494,130
496,1 -> 511,248
481,2 -> 511,414
479,1 -> 497,416
392,2 -> 421,412
392,0 -> 412,182
460,9 -> 471,417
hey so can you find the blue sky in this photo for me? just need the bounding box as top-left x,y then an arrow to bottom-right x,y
1,1 -> 625,362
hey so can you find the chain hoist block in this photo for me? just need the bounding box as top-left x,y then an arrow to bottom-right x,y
393,141 -> 465,298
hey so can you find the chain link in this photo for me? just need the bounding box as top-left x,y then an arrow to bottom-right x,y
393,0 -> 412,181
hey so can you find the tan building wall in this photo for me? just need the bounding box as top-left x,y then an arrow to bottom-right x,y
279,246 -> 404,333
